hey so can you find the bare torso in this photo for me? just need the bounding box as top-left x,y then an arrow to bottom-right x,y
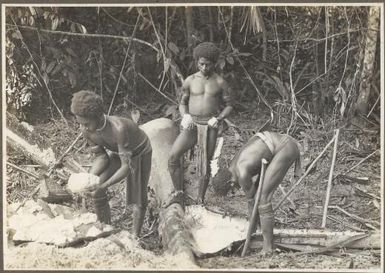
188,72 -> 225,117
83,116 -> 147,152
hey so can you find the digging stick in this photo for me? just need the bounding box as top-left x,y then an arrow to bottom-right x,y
242,158 -> 268,257
274,134 -> 336,211
322,129 -> 340,228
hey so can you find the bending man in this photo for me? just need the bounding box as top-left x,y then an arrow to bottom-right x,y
229,131 -> 301,254
70,90 -> 152,237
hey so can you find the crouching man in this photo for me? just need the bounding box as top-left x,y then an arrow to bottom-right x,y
70,90 -> 152,237
229,131 -> 301,254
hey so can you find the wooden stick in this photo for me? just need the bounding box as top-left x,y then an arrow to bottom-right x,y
242,158 -> 268,257
329,205 -> 380,227
278,185 -> 296,208
322,129 -> 340,228
338,149 -> 379,177
274,134 -> 336,211
47,132 -> 83,176
6,162 -> 39,179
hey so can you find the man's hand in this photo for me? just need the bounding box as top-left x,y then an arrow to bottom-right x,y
85,183 -> 106,197
181,114 -> 194,129
208,117 -> 219,128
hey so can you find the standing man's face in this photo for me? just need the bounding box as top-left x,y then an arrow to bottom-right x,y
197,57 -> 214,77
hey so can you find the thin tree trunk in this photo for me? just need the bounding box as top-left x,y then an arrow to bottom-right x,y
208,7 -> 214,42
356,6 -> 380,115
185,7 -> 194,49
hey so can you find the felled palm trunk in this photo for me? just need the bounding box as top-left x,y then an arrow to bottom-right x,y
140,118 -> 196,265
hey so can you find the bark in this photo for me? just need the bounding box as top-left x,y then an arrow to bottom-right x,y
140,118 -> 196,264
355,6 -> 380,115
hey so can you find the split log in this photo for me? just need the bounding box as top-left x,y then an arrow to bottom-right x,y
140,118 -> 196,264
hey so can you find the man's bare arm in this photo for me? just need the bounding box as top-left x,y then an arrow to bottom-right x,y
88,142 -> 109,176
179,78 -> 190,116
99,129 -> 132,189
217,81 -> 234,121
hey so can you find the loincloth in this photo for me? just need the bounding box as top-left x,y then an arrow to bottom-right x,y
196,123 -> 209,178
125,136 -> 152,207
255,131 -> 302,177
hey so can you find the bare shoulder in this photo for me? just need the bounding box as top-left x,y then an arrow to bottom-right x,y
184,74 -> 196,83
110,116 -> 137,133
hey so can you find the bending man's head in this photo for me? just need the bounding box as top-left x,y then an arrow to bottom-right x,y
71,90 -> 105,132
71,90 -> 104,119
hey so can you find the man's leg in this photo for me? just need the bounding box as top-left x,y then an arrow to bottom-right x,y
132,151 -> 152,237
197,127 -> 218,203
93,153 -> 120,224
168,129 -> 197,205
258,142 -> 298,253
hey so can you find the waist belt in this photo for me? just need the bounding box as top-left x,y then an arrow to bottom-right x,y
255,132 -> 275,155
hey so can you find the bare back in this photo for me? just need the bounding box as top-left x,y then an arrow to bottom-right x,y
84,116 -> 147,153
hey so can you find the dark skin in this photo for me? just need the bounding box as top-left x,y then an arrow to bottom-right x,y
229,133 -> 300,253
75,114 -> 151,237
169,57 -> 233,204
76,114 -> 148,195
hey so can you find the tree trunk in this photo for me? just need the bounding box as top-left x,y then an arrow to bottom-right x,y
185,7 -> 194,49
140,118 -> 196,265
355,6 -> 380,115
208,7 -> 214,42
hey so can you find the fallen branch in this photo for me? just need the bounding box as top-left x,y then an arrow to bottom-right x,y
274,134 -> 336,211
47,132 -> 84,175
353,186 -> 381,201
278,185 -> 296,208
6,162 -> 39,180
329,205 -> 380,228
322,129 -> 340,228
337,149 -> 379,178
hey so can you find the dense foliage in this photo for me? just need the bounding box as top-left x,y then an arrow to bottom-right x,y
5,6 -> 381,128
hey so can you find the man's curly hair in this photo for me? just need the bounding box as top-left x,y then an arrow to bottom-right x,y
70,90 -> 104,119
193,42 -> 220,63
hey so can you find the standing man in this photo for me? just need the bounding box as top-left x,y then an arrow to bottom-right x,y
168,42 -> 234,205
228,131 -> 301,254
70,90 -> 152,237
